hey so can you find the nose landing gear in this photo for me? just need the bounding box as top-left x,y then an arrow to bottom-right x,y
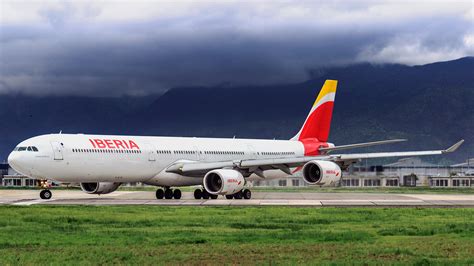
38,180 -> 52,199
40,189 -> 52,200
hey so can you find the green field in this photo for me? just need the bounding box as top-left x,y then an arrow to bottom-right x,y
0,206 -> 473,265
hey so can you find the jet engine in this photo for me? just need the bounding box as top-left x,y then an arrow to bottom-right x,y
302,160 -> 342,186
80,182 -> 121,194
203,169 -> 245,195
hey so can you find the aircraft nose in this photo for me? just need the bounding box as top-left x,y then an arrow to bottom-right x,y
7,152 -> 18,167
7,151 -> 27,175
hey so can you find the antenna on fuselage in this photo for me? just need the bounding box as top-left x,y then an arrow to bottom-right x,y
59,130 -> 62,134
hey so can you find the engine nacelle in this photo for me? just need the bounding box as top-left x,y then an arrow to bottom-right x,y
203,169 -> 245,195
80,182 -> 121,194
302,160 -> 342,186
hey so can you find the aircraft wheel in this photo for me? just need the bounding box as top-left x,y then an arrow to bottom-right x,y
155,189 -> 164,199
194,189 -> 202,199
202,190 -> 210,199
233,191 -> 243,199
164,189 -> 173,199
40,189 -> 52,200
243,189 -> 252,200
173,189 -> 182,199
210,194 -> 218,199
225,195 -> 233,200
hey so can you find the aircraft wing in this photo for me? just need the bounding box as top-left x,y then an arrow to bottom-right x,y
319,139 -> 407,153
166,140 -> 464,177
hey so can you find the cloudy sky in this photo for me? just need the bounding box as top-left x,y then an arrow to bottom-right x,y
0,0 -> 473,96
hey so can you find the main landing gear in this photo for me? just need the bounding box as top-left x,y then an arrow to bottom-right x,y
225,189 -> 252,200
193,188 -> 218,200
156,188 -> 181,200
39,179 -> 52,200
195,188 -> 252,200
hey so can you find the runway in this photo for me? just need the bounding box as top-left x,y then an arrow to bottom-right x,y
1,189 -> 474,207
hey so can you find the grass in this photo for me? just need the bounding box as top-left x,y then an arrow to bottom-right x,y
0,207 -> 473,265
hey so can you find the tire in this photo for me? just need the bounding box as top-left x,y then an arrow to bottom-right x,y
210,194 -> 218,199
225,195 -> 233,200
164,189 -> 173,199
173,189 -> 182,199
156,189 -> 164,199
40,189 -> 52,200
194,189 -> 202,199
243,189 -> 252,200
233,191 -> 243,199
202,190 -> 210,199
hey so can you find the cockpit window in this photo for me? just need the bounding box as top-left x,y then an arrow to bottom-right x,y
14,146 -> 39,152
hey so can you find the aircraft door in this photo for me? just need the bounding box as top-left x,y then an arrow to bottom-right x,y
194,146 -> 201,160
246,144 -> 257,159
50,141 -> 64,160
145,142 -> 156,161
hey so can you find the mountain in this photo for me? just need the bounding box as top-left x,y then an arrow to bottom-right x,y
0,57 -> 473,164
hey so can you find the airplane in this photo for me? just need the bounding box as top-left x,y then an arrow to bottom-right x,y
7,80 -> 464,200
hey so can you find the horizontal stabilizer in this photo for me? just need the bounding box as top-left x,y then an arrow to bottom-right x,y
319,139 -> 407,153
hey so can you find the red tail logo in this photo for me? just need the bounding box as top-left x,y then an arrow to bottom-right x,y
291,80 -> 337,156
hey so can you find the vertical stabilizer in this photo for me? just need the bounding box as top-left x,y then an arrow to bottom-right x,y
291,80 -> 338,142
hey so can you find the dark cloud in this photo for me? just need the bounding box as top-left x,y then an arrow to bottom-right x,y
0,1 -> 472,96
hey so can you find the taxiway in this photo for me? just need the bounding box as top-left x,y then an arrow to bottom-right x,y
1,189 -> 473,207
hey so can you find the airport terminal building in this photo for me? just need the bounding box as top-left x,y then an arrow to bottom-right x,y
0,162 -> 37,187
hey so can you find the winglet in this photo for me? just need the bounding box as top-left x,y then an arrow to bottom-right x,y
443,139 -> 464,153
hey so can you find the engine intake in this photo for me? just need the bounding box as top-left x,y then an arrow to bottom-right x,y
203,169 -> 245,195
80,182 -> 121,194
302,160 -> 341,186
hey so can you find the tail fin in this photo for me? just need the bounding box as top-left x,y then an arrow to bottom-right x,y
291,80 -> 338,142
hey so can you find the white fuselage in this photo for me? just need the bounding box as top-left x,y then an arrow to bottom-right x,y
8,134 -> 306,187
